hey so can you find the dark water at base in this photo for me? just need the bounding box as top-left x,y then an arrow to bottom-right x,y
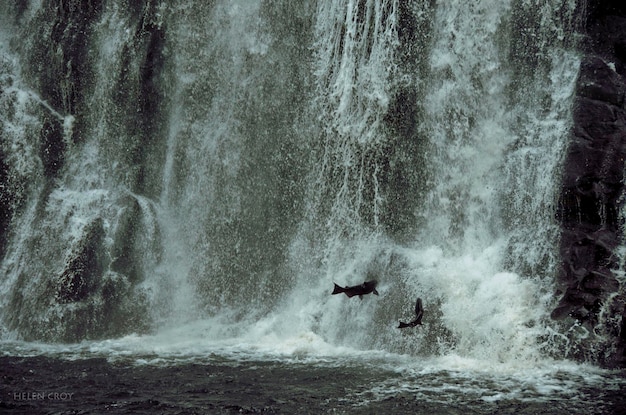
1,355 -> 625,414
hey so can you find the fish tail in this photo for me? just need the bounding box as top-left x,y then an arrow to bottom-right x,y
332,283 -> 345,295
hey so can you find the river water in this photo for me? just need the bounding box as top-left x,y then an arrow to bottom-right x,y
2,332 -> 626,414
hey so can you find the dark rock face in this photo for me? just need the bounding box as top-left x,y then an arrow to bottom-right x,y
23,0 -> 104,142
0,147 -> 14,259
554,5 -> 626,365
56,217 -> 107,303
39,114 -> 66,178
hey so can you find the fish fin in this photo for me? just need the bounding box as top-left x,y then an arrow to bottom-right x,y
373,288 -> 379,296
398,321 -> 409,329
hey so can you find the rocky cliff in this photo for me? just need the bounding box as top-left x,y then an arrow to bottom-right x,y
554,1 -> 626,366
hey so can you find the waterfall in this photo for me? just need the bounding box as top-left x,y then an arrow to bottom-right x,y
0,1 -> 608,364
276,0 -> 582,361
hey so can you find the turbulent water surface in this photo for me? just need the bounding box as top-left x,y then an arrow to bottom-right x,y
1,0 -> 626,413
2,336 -> 626,414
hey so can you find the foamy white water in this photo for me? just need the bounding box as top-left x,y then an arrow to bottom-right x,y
2,322 -> 624,413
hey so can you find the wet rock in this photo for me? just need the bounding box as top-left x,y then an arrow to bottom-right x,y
33,1 -> 103,108
39,114 -> 65,178
554,4 -> 626,366
56,217 -> 107,303
576,57 -> 625,105
110,196 -> 144,283
0,147 -> 12,258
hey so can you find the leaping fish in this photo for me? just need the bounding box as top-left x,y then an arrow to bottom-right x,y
398,297 -> 424,328
332,280 -> 379,299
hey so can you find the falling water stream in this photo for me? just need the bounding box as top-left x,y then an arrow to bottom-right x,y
1,1 -> 625,413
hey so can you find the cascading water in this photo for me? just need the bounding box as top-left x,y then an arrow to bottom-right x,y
1,0 -> 626,406
261,0 -> 586,364
389,0 -> 583,361
3,1 -> 626,412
